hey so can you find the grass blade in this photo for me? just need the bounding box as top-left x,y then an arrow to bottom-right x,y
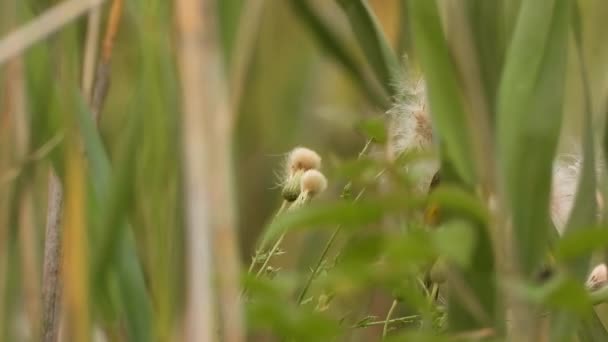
288,0 -> 389,108
496,0 -> 569,277
336,0 -> 400,95
408,0 -> 475,184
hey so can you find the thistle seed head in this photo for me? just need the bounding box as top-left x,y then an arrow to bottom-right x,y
286,147 -> 322,174
281,147 -> 322,202
300,169 -> 328,196
282,169 -> 303,202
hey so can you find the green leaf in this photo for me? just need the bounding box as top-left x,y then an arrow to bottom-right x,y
408,0 -> 475,184
466,0 -> 506,110
288,0 -> 389,108
336,0 -> 400,95
428,186 -> 489,224
556,227 -> 608,261
563,0 -> 597,280
496,0 -> 570,276
260,195 -> 421,248
75,95 -> 152,342
516,276 -> 590,313
433,220 -> 476,268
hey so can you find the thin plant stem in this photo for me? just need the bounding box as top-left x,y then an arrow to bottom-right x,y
296,140 -> 373,304
351,315 -> 420,329
255,232 -> 285,278
175,0 -> 245,340
247,200 -> 288,274
90,0 -> 123,122
383,299 -> 399,339
42,172 -> 63,342
42,3 -> 105,340
0,0 -> 106,65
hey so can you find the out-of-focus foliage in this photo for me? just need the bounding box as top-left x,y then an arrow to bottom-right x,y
1,0 -> 608,341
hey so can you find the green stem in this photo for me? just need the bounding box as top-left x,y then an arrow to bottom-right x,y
247,200 -> 288,275
352,315 -> 419,329
296,140 -> 376,304
255,232 -> 286,278
383,299 -> 399,339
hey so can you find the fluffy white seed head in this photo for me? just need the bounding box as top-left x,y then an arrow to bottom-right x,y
387,78 -> 432,153
287,147 -> 322,175
550,155 -> 581,234
387,77 -> 437,192
300,169 -> 327,196
586,263 -> 608,290
550,154 -> 603,234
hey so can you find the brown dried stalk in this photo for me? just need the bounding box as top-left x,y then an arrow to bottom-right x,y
42,1 -> 120,341
90,0 -> 123,123
174,0 -> 243,340
42,171 -> 63,342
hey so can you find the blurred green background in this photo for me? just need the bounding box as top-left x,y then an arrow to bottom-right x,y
2,0 -> 608,341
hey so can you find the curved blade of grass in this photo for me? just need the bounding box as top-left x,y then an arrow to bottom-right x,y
562,0 -> 596,283
288,0 -> 389,108
336,0 -> 400,95
75,95 -> 152,342
466,0 -> 506,110
551,2 -> 599,341
496,0 -> 569,276
408,0 -> 475,184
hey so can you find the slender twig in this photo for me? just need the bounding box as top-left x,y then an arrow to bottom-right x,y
383,299 -> 398,339
42,172 -> 63,342
0,0 -> 106,65
42,2 -> 105,341
82,8 -> 101,99
175,0 -> 244,341
296,141 -> 374,304
351,315 -> 419,329
90,0 -> 123,122
247,200 -> 288,275
3,30 -> 41,339
255,233 -> 285,278
0,133 -> 63,187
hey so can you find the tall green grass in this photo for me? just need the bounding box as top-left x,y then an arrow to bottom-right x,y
1,0 -> 608,341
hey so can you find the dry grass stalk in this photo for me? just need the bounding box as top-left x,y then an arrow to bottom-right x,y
174,0 -> 243,340
42,2 -> 111,340
0,0 -> 106,65
42,171 -> 63,342
90,0 -> 124,122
